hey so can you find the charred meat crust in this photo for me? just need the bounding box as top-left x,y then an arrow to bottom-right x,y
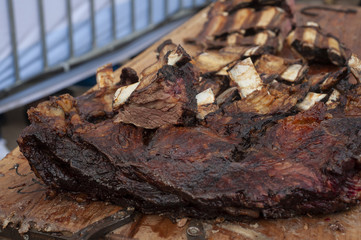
19,63 -> 361,221
118,67 -> 139,86
287,25 -> 352,66
187,1 -> 293,51
114,64 -> 198,129
19,95 -> 361,219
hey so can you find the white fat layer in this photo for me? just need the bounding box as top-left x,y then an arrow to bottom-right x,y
229,58 -> 263,98
196,88 -> 215,106
216,66 -> 229,76
286,30 -> 295,46
254,32 -> 268,46
281,64 -> 303,82
326,89 -> 340,105
267,30 -> 276,37
113,82 -> 140,108
348,54 -> 361,82
167,52 -> 183,66
328,37 -> 340,55
257,7 -> 276,27
234,9 -> 253,28
244,46 -> 260,57
306,21 -> 319,27
227,33 -> 238,45
302,27 -> 317,46
197,52 -> 238,66
297,92 -> 327,111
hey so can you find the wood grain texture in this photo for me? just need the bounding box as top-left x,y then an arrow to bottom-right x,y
0,148 -> 122,235
113,6 -> 209,76
1,4 -> 361,240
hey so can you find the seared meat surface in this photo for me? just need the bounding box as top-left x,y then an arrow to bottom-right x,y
18,81 -> 361,219
114,64 -> 198,129
18,0 -> 361,220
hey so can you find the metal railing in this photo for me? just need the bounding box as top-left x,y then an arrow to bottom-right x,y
2,0 -> 212,95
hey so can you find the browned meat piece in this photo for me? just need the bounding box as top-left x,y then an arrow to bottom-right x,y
220,45 -> 267,58
344,85 -> 361,116
197,103 -> 219,119
205,54 -> 310,139
255,54 -> 308,83
119,67 -> 139,86
308,67 -> 348,92
111,42 -> 197,129
192,50 -> 240,73
214,7 -> 290,37
256,54 -> 285,72
76,88 -> 116,123
77,64 -> 119,122
256,54 -> 288,83
205,30 -> 281,53
114,64 -> 198,129
197,74 -> 230,97
216,87 -> 240,106
196,88 -> 219,119
139,44 -> 191,82
205,79 -> 309,140
287,23 -> 352,66
193,45 -> 272,75
187,0 -> 294,49
232,81 -> 309,114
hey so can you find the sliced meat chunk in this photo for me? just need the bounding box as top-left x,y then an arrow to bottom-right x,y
196,74 -> 230,97
287,24 -> 351,66
114,64 -> 198,129
192,51 -> 240,73
255,54 -> 308,83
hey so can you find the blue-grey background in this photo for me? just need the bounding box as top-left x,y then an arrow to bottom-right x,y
0,0 -> 207,91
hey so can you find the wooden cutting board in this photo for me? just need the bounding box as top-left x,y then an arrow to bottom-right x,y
1,4 -> 361,240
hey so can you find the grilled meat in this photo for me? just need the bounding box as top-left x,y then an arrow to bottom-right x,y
18,0 -> 361,220
113,45 -> 197,129
119,67 -> 139,86
18,80 -> 361,219
114,64 -> 198,129
187,0 -> 294,51
286,23 -> 352,66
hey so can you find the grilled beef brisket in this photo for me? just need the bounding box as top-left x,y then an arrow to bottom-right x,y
18,0 -> 361,220
18,82 -> 361,219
